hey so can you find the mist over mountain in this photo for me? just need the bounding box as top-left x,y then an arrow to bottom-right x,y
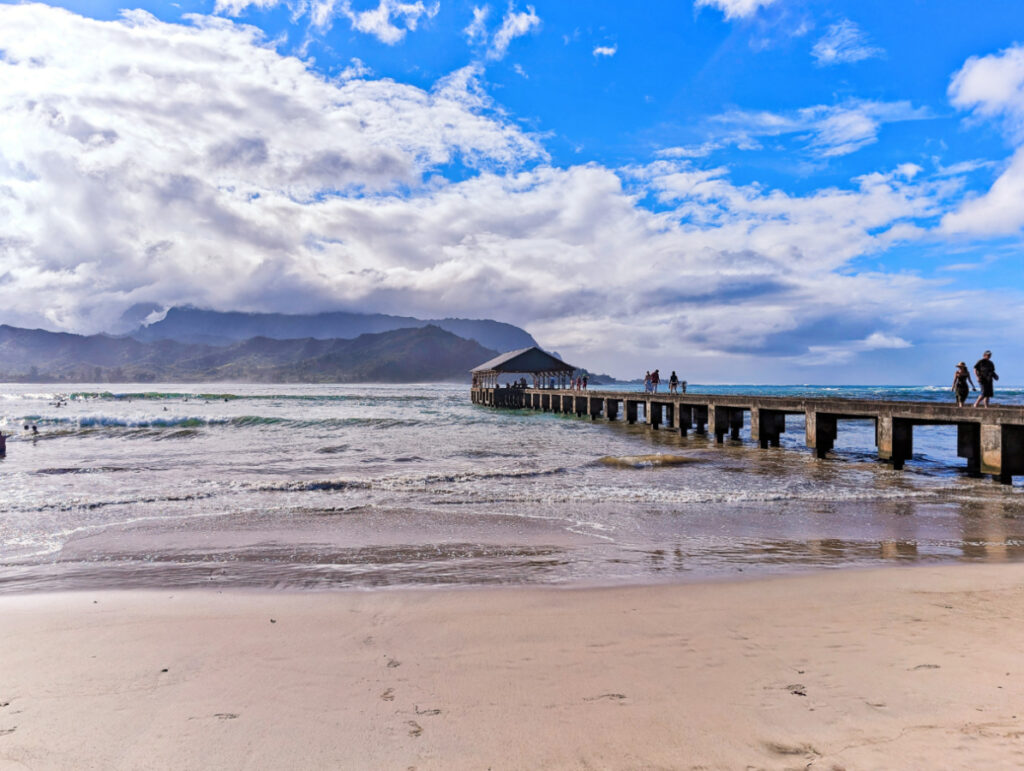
126,306 -> 537,353
0,324 -> 498,383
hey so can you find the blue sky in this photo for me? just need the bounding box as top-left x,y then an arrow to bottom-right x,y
1,0 -> 1023,381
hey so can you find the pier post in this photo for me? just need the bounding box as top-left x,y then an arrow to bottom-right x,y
647,401 -> 662,429
575,396 -> 587,417
676,405 -> 692,436
957,423 -> 981,476
589,397 -> 602,420
730,410 -> 743,441
604,398 -> 618,421
876,415 -> 913,469
806,411 -> 837,459
709,405 -> 728,443
625,399 -> 638,424
981,423 -> 1024,484
692,405 -> 707,435
751,408 -> 785,448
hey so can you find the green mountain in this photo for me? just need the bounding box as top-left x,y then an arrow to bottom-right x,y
126,305 -> 537,352
0,324 -> 498,383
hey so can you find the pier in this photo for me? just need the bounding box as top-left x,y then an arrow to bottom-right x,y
471,386 -> 1024,484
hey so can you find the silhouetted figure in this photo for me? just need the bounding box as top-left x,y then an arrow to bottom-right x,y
974,351 -> 998,408
952,362 -> 975,408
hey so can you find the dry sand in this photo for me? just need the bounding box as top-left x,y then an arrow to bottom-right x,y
2,564 -> 1024,770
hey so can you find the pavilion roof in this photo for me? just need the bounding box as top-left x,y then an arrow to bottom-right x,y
471,346 -> 574,374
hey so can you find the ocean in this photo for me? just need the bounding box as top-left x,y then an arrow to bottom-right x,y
2,383 -> 1023,593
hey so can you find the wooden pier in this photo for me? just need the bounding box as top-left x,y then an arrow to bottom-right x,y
471,387 -> 1024,484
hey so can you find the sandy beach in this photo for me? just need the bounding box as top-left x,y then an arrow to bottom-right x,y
1,564 -> 1024,770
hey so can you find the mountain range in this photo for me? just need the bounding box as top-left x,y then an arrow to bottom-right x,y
0,324 -> 500,383
126,306 -> 537,352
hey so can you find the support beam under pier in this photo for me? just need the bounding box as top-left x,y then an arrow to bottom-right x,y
806,411 -> 837,459
604,398 -> 619,421
625,399 -> 638,425
981,423 -> 1024,484
751,407 -> 785,448
877,415 -> 913,469
709,406 -> 744,443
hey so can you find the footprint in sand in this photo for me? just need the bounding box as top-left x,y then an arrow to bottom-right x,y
381,689 -> 395,702
911,664 -> 940,671
0,728 -> 15,736
415,706 -> 441,716
386,658 -> 401,668
786,684 -> 807,697
406,721 -> 423,737
584,693 -> 627,703
214,713 -> 239,720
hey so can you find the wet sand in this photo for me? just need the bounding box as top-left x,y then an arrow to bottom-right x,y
2,564 -> 1024,769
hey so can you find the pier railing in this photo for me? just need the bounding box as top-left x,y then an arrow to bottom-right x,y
470,387 -> 1024,484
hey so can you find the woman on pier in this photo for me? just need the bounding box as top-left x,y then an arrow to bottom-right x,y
951,362 -> 975,407
669,371 -> 679,394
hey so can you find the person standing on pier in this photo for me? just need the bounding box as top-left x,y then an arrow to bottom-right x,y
952,362 -> 975,407
651,369 -> 660,393
644,371 -> 652,393
669,371 -> 679,394
973,351 -> 998,407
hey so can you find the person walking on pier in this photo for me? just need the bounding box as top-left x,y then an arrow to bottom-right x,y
669,371 -> 679,394
644,371 -> 652,393
651,369 -> 660,393
952,362 -> 975,407
973,350 -> 999,408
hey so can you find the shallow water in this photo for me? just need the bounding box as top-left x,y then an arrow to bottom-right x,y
2,383 -> 1023,593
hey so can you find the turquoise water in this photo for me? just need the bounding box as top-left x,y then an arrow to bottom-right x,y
1,383 -> 1023,593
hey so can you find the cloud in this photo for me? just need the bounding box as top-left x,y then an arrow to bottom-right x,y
464,5 -> 489,44
697,99 -> 930,158
943,44 -> 1024,234
338,57 -> 373,79
0,5 -> 1017,380
811,20 -> 883,66
337,0 -> 439,43
213,0 -> 438,41
593,44 -> 617,58
693,0 -> 777,21
488,4 -> 541,60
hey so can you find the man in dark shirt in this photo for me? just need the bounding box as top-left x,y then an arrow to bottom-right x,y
973,350 -> 998,407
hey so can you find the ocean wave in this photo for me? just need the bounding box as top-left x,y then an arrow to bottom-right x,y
596,454 -> 700,469
4,413 -> 423,432
66,391 -> 436,403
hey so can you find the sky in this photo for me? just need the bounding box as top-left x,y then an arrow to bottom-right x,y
1,0 -> 1023,382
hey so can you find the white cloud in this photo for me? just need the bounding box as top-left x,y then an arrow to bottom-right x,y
593,44 -> 617,58
943,45 -> 1024,234
338,0 -> 439,43
213,0 -> 438,41
338,57 -> 373,79
0,5 -> 1017,379
702,100 -> 929,158
693,0 -> 778,21
812,20 -> 883,66
488,4 -> 541,60
214,0 -> 281,14
464,5 -> 489,44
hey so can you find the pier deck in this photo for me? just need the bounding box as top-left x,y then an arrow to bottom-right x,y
471,387 -> 1024,484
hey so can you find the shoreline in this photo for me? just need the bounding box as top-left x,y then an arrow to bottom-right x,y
3,563 -> 1024,769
